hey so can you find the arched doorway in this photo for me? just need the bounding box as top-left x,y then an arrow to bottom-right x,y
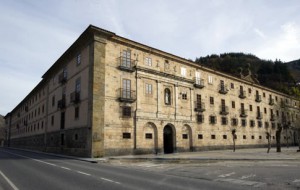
144,122 -> 158,154
182,125 -> 193,151
163,125 -> 175,153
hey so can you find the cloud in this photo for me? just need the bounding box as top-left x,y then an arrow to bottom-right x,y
254,28 -> 266,39
254,22 -> 300,61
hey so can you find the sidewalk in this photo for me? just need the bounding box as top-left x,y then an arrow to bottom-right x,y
106,146 -> 300,163
4,146 -> 300,163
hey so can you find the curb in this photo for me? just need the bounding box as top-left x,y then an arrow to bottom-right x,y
2,147 -> 104,163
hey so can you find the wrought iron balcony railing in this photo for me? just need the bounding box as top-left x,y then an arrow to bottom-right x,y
255,95 -> 262,102
70,91 -> 80,103
219,84 -> 229,94
58,73 -> 67,84
269,98 -> 275,106
118,57 -> 136,72
256,112 -> 263,120
239,90 -> 246,99
270,114 -> 276,121
240,109 -> 248,118
219,106 -> 229,115
194,101 -> 205,112
193,78 -> 205,89
119,88 -> 136,103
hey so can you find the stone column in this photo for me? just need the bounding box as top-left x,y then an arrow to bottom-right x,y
156,80 -> 161,118
190,88 -> 194,121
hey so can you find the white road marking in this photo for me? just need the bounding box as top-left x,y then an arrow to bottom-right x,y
293,179 -> 300,183
0,170 -> 19,190
61,167 -> 71,170
218,172 -> 235,178
216,178 -> 265,187
76,171 -> 91,176
101,177 -> 121,184
240,174 -> 256,179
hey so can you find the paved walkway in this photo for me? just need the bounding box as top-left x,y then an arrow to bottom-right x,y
105,146 -> 300,163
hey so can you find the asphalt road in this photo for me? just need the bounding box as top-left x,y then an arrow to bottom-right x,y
0,148 -> 241,190
112,159 -> 300,190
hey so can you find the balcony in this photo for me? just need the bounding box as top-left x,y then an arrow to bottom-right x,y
194,101 -> 205,112
256,112 -> 263,120
57,98 -> 66,109
118,57 -> 136,72
219,85 -> 228,94
255,95 -> 262,102
239,90 -> 246,99
119,88 -> 136,103
219,106 -> 229,115
58,73 -> 67,84
240,109 -> 248,118
70,91 -> 80,103
270,114 -> 276,121
194,78 -> 205,89
269,98 -> 275,106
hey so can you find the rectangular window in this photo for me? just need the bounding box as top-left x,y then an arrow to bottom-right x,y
264,107 -> 267,114
60,112 -> 65,129
241,119 -> 247,127
252,135 -> 255,139
232,101 -> 235,108
181,67 -> 186,77
182,134 -> 188,139
52,95 -> 55,107
223,135 -> 227,139
75,78 -> 81,93
145,83 -> 152,95
122,79 -> 131,99
221,117 -> 227,125
77,53 -> 81,65
211,135 -> 216,139
182,92 -> 187,100
209,97 -> 214,105
259,136 -> 262,139
265,122 -> 269,128
121,50 -> 131,67
123,133 -> 131,139
122,106 -> 131,117
145,57 -> 152,66
258,121 -> 262,128
230,83 -> 234,89
231,118 -> 238,126
197,114 -> 204,123
209,116 -> 216,124
248,88 -> 251,94
208,75 -> 213,84
243,135 -> 246,139
145,133 -> 153,139
75,106 -> 79,119
250,120 -> 255,127
198,134 -> 203,139
249,105 -> 252,111
51,115 -> 54,126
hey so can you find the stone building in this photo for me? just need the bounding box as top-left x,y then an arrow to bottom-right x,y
0,115 -> 5,146
4,25 -> 300,157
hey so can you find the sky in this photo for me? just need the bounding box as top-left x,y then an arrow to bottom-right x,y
1,0 -> 300,115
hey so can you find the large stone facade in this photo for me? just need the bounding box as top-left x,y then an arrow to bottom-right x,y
4,25 -> 300,157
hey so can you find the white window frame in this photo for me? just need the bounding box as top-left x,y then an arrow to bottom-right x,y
181,67 -> 186,77
208,75 -> 213,84
145,83 -> 152,95
145,57 -> 152,66
195,71 -> 201,84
